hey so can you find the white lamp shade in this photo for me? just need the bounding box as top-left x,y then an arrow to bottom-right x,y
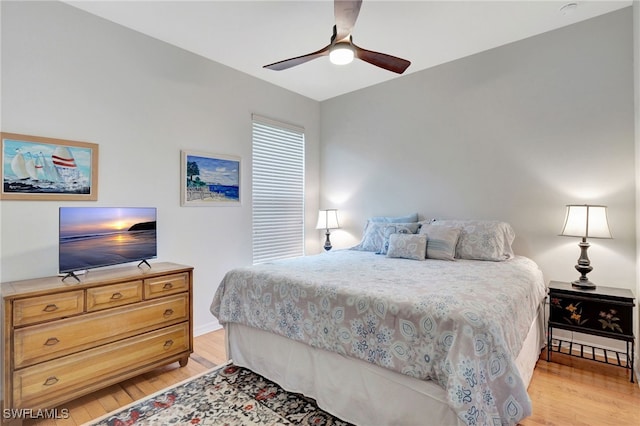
316,209 -> 340,230
560,204 -> 612,239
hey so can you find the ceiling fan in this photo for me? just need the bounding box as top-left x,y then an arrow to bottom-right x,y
263,0 -> 411,74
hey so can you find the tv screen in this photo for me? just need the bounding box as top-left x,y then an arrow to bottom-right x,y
59,207 -> 157,274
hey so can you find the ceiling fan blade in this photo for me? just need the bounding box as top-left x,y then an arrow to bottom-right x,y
353,42 -> 411,74
263,44 -> 331,71
334,0 -> 362,41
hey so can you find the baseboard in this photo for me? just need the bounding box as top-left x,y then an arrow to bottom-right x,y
194,319 -> 222,337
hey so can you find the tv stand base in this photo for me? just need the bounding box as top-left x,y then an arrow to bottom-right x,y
61,271 -> 82,283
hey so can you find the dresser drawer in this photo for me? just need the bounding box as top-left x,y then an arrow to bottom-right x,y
145,272 -> 189,299
14,294 -> 188,368
86,280 -> 143,311
12,323 -> 190,409
13,290 -> 84,326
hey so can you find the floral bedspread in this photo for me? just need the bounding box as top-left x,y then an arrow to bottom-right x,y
210,251 -> 546,425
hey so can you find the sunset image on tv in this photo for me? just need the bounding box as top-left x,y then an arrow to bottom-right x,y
59,207 -> 157,273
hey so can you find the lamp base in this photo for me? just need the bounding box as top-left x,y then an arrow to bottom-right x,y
571,277 -> 596,289
323,230 -> 332,251
572,237 -> 595,289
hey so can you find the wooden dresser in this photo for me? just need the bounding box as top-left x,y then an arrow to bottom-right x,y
1,262 -> 193,418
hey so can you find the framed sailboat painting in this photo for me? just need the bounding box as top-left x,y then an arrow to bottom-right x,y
1,133 -> 99,201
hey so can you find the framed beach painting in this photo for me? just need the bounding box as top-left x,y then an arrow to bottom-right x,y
1,133 -> 99,201
181,150 -> 241,206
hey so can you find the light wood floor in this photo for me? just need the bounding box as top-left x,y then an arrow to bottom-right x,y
19,329 -> 640,426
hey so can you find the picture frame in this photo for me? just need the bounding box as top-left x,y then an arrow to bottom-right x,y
1,132 -> 99,201
181,150 -> 241,206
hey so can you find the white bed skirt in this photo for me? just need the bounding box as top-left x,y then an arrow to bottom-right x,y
226,306 -> 545,426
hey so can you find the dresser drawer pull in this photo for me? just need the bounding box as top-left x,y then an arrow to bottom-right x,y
42,304 -> 59,312
44,337 -> 60,346
110,292 -> 124,300
163,339 -> 174,350
43,376 -> 59,386
163,309 -> 174,317
162,282 -> 174,290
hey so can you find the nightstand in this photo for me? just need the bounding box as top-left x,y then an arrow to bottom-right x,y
547,281 -> 635,382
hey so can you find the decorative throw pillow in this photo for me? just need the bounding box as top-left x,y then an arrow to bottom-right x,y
419,224 -> 461,261
430,219 -> 516,261
377,223 -> 421,255
386,233 -> 427,260
352,222 -> 420,252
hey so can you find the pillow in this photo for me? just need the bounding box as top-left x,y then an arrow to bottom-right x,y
431,219 -> 515,261
369,213 -> 419,223
352,222 -> 420,252
386,233 -> 427,260
419,224 -> 461,261
378,223 -> 421,255
360,213 -> 419,239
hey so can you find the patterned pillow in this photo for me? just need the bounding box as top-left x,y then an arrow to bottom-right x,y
351,222 -> 420,252
431,219 -> 515,261
386,233 -> 427,260
358,213 -> 419,243
378,224 -> 421,255
419,224 -> 461,261
369,213 -> 419,223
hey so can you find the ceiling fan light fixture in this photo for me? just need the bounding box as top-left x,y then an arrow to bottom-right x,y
329,44 -> 354,65
263,0 -> 410,74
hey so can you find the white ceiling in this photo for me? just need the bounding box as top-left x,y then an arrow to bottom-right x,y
63,0 -> 632,101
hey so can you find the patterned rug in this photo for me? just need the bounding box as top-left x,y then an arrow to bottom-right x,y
89,362 -> 352,425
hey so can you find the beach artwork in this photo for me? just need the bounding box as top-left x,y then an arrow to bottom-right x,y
181,150 -> 240,206
1,133 -> 98,201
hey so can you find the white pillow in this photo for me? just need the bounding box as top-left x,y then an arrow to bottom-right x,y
419,224 -> 461,261
369,213 -> 419,223
386,233 -> 427,260
431,219 -> 515,261
378,223 -> 421,255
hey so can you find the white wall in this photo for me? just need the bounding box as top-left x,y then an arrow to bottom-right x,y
320,8 -> 636,292
0,1 -> 321,334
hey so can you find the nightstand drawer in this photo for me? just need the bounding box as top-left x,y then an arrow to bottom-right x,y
548,281 -> 634,340
549,293 -> 633,338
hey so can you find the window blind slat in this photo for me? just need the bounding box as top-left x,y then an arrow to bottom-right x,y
252,118 -> 305,264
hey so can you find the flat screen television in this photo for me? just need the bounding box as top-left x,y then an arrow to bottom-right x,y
59,207 -> 157,280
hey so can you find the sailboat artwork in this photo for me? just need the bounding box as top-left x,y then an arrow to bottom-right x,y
1,133 -> 98,201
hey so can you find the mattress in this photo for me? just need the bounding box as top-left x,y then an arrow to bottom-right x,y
211,250 -> 546,425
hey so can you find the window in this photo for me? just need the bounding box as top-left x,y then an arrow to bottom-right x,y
252,115 -> 305,264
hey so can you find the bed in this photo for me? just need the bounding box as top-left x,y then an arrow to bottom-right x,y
210,219 -> 547,425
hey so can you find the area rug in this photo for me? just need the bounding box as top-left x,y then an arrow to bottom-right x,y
88,362 -> 352,426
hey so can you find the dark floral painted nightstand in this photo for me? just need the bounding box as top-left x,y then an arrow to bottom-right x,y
547,281 -> 635,382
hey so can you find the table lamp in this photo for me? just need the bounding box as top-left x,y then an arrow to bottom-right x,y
316,209 -> 340,251
560,204 -> 612,289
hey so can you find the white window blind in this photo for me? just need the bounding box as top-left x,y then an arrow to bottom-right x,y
252,115 -> 305,264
